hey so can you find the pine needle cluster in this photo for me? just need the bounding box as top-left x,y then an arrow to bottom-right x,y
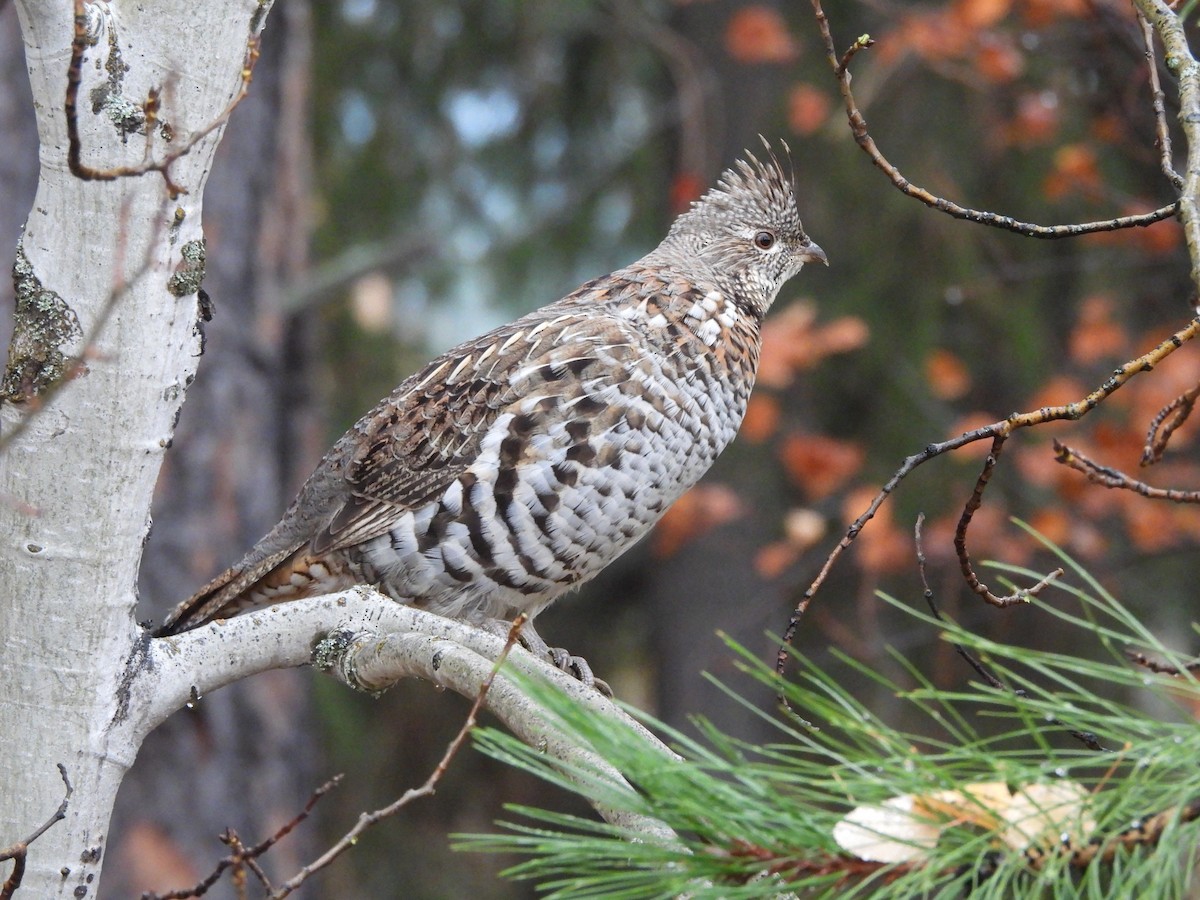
458,534 -> 1200,898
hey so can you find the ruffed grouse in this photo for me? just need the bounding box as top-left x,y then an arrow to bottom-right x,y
156,146 -> 826,675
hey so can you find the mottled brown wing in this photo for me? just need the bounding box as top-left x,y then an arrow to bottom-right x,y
309,304 -> 623,556
310,376 -> 505,554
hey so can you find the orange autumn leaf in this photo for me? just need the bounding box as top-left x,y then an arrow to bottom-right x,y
952,0 -> 1013,29
1090,111 -> 1124,145
1123,498 -> 1177,554
118,822 -> 201,894
897,12 -> 974,62
652,483 -> 746,557
755,541 -> 797,579
1092,420 -> 1146,460
1003,91 -> 1060,146
817,315 -> 872,358
759,304 -> 869,389
975,35 -> 1024,83
781,433 -> 865,500
1027,506 -> 1072,546
1043,143 -> 1101,201
1020,0 -> 1090,28
725,6 -> 798,64
741,392 -> 781,443
670,171 -> 704,214
925,348 -> 972,401
787,83 -> 832,135
1126,202 -> 1184,256
1028,500 -> 1113,563
1016,439 -> 1085,494
1025,374 -> 1088,411
1069,295 -> 1127,365
753,509 -> 827,578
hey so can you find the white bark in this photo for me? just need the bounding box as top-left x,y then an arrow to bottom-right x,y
0,2 -> 273,895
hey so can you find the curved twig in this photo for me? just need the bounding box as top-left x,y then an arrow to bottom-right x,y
914,513 -> 1006,689
809,0 -> 1180,238
67,0 -> 262,197
955,436 -> 1063,608
1135,0 -> 1200,288
141,776 -> 342,900
1055,439 -> 1200,501
1143,379 -> 1200,464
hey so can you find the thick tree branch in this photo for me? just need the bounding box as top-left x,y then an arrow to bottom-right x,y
138,590 -> 682,845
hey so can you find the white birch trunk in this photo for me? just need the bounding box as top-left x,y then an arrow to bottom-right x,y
0,2 -> 274,894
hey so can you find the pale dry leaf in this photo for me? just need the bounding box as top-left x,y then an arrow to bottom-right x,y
833,794 -> 942,863
834,781 -> 1093,863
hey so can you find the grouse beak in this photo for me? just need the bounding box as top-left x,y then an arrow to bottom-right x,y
800,239 -> 828,267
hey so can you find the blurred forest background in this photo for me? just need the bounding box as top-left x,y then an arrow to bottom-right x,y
2,0 -> 1198,896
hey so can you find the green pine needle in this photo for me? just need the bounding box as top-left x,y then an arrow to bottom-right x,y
456,528 -> 1200,898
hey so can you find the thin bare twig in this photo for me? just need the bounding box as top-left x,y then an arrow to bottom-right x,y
1142,379 -> 1200,463
1127,649 -> 1200,675
140,776 -> 343,900
0,764 -> 72,900
956,435 -> 1063,608
1055,439 -> 1200,501
1139,9 -> 1185,188
917,515 -> 1103,748
66,0 -> 262,197
269,615 -> 529,898
778,317 -> 1200,678
148,616 -> 528,898
808,0 -> 1180,237
1040,795 -> 1200,869
914,513 -> 1006,689
837,33 -> 874,75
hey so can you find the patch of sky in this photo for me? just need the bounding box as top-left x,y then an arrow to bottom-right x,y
427,270 -> 507,353
340,0 -> 376,25
593,189 -> 633,237
442,85 -> 522,148
392,277 -> 431,344
531,180 -> 567,216
532,124 -> 568,170
480,183 -> 522,234
339,90 -> 377,146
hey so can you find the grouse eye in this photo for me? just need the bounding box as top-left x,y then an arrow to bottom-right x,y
753,230 -> 776,250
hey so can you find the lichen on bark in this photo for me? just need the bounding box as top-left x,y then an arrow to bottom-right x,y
167,238 -> 206,297
2,240 -> 83,403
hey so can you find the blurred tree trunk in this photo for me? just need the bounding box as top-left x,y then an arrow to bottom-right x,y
105,5 -> 324,896
0,8 -> 38,348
